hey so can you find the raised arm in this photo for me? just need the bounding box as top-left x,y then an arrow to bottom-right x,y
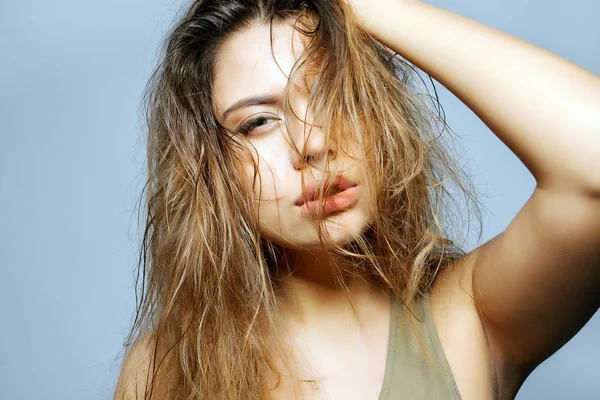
347,0 -> 600,389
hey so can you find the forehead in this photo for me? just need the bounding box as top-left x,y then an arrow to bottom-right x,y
212,21 -> 306,120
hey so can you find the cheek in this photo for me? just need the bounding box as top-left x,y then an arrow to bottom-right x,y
245,154 -> 289,240
244,140 -> 290,199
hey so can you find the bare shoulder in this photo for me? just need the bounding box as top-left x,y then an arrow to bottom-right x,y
429,251 -> 498,400
114,335 -> 155,400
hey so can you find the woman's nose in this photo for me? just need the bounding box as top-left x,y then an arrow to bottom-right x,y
289,107 -> 336,170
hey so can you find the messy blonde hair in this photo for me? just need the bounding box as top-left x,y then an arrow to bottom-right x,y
119,0 -> 481,398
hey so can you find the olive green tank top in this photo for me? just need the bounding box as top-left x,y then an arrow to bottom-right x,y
378,294 -> 462,400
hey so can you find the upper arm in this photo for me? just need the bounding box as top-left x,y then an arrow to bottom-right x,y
471,186 -> 600,378
114,337 -> 155,400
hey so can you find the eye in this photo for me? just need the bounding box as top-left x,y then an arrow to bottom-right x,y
236,114 -> 280,136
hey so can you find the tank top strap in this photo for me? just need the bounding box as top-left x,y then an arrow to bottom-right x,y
378,293 -> 462,400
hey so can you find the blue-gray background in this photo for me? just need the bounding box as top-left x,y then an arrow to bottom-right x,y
1,0 -> 598,398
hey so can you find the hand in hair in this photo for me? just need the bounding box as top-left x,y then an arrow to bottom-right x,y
341,0 -> 421,37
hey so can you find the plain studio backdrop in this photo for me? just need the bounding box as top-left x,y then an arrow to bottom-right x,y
1,0 -> 598,399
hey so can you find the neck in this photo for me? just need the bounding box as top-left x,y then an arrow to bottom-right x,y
273,245 -> 387,329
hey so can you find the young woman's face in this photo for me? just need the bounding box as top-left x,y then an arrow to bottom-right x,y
212,21 -> 375,249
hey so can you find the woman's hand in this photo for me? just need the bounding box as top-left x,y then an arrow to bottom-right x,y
341,0 -> 421,37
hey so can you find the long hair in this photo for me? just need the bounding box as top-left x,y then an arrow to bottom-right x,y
120,0 -> 481,398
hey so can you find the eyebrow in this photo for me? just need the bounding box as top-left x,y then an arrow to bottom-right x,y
221,94 -> 281,121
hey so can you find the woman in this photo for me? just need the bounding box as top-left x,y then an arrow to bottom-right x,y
115,0 -> 600,399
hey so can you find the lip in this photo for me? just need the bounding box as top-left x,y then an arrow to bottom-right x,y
295,175 -> 359,215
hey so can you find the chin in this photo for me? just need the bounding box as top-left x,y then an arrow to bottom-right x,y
264,210 -> 372,250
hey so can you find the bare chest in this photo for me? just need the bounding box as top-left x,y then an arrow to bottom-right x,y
268,332 -> 389,400
269,296 -> 394,400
